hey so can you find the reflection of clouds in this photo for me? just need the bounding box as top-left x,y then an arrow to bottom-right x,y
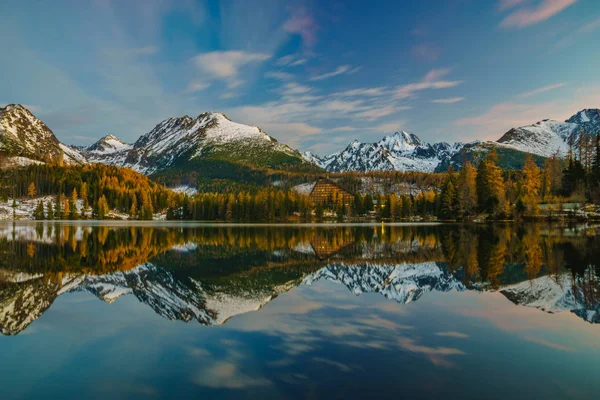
435,331 -> 469,339
192,361 -> 272,389
189,343 -> 273,389
398,338 -> 465,368
437,291 -> 600,348
312,357 -> 354,373
523,336 -> 575,353
355,314 -> 413,331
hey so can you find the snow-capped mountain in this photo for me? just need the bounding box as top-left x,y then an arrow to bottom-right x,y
496,109 -> 600,158
304,131 -> 463,172
0,105 -> 309,175
0,262 -> 288,335
2,257 -> 599,335
89,112 -> 307,174
500,273 -> 600,324
305,109 -> 600,172
0,104 -> 86,165
303,262 -> 466,303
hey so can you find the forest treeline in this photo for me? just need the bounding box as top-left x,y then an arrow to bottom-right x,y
438,135 -> 600,220
1,134 -> 599,221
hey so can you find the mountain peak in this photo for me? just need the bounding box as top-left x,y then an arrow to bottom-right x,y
0,104 -> 29,114
566,109 -> 600,125
87,134 -> 132,155
379,130 -> 422,152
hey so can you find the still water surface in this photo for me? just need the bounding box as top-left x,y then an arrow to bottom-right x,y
0,222 -> 599,399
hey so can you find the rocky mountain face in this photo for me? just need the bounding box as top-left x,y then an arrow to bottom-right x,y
2,258 -> 598,335
3,104 -> 599,174
303,131 -> 464,173
0,105 -> 310,175
501,273 -> 600,324
83,134 -> 133,165
305,109 -> 600,172
303,262 -> 466,303
85,112 -> 307,174
496,109 -> 600,158
0,104 -> 86,165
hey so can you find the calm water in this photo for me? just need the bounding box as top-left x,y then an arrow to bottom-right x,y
0,222 -> 599,399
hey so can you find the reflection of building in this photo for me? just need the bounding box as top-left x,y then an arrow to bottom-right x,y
309,177 -> 354,205
310,230 -> 355,259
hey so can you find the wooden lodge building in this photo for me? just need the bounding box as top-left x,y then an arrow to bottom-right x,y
309,177 -> 355,205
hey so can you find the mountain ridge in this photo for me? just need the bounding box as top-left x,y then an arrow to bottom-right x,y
2,104 -> 599,174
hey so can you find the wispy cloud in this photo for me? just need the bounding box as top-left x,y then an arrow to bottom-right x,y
185,82 -> 210,93
309,65 -> 359,81
500,0 -> 578,28
265,71 -> 294,81
555,17 -> 600,48
519,82 -> 565,98
276,54 -> 308,67
283,8 -> 318,49
432,97 -> 465,104
395,69 -> 463,99
423,68 -> 451,82
191,50 -> 271,89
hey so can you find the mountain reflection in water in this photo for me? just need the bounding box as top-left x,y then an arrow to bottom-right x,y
0,223 -> 599,336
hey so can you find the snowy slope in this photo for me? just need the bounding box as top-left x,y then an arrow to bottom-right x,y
496,109 -> 600,158
303,262 -> 466,303
102,112 -> 305,174
500,273 -> 600,323
0,104 -> 86,165
304,131 -> 463,172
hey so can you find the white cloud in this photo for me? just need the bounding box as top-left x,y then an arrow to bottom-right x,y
423,68 -> 451,82
265,71 -> 294,81
519,82 -> 565,98
432,97 -> 465,104
191,50 -> 271,89
500,0 -> 578,28
309,65 -> 354,81
395,81 -> 462,99
276,54 -> 308,67
185,82 -> 210,93
326,126 -> 361,133
192,362 -> 271,389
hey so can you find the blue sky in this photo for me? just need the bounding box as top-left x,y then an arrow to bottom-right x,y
1,0 -> 599,155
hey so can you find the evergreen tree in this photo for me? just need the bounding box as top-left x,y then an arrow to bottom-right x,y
34,201 -> 45,220
47,201 -> 54,220
456,161 -> 477,217
476,150 -> 506,216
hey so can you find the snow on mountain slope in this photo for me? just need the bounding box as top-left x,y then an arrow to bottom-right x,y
83,134 -> 133,165
303,262 -> 466,304
112,112 -> 304,174
497,109 -> 600,158
305,131 -> 463,172
500,272 -> 599,323
0,104 -> 86,165
496,120 -> 574,157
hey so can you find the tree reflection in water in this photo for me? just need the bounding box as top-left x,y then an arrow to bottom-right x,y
0,223 -> 599,335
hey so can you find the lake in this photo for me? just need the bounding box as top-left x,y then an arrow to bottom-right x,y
0,222 -> 599,399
